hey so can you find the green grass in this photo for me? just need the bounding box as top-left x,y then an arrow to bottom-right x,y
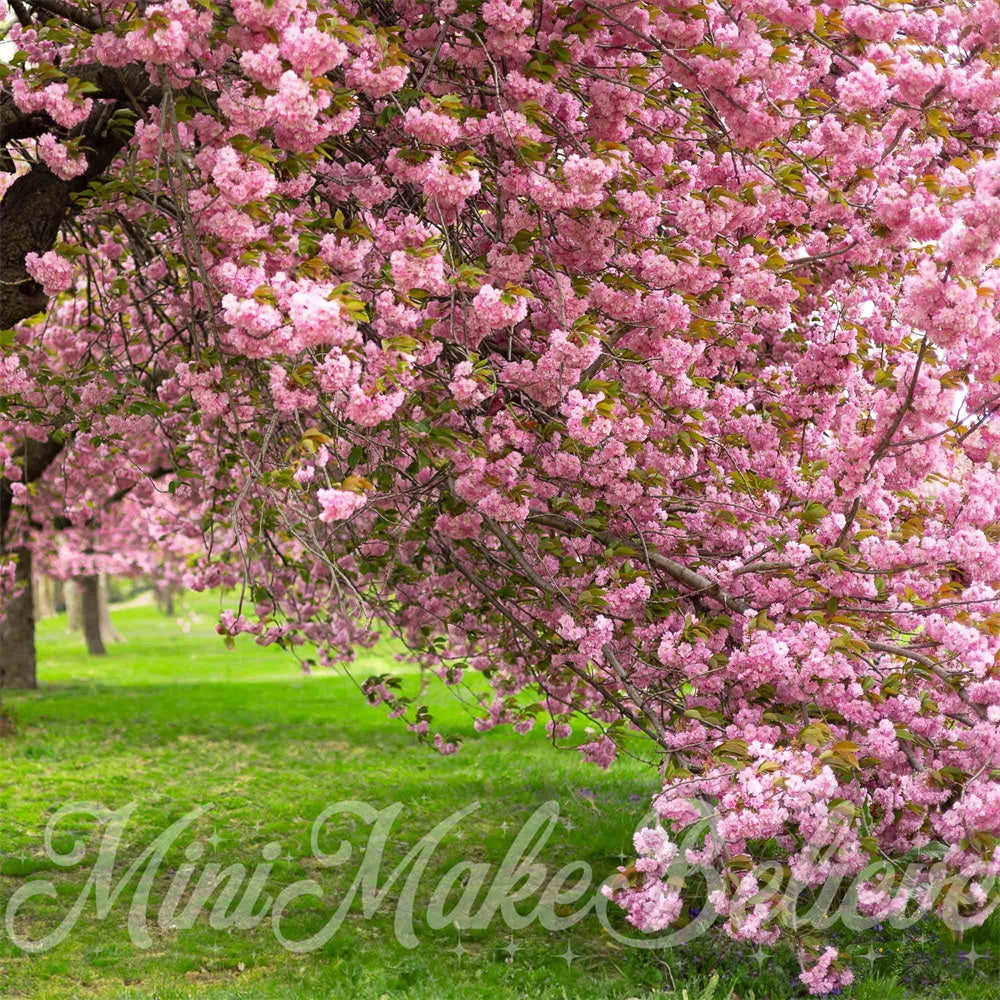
0,594 -> 997,999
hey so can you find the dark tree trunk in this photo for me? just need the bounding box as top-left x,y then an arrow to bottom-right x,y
0,546 -> 37,688
80,574 -> 106,656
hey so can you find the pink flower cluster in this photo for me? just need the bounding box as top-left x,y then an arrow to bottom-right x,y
317,488 -> 367,523
24,251 -> 73,295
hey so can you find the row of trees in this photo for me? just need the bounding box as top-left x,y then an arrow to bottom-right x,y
0,444 -> 199,684
3,0 -> 1000,991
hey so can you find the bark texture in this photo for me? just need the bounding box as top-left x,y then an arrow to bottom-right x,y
0,546 -> 37,688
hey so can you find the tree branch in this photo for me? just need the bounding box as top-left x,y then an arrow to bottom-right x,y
1,65 -> 161,331
529,512 -> 751,614
23,0 -> 103,31
865,640 -> 987,720
0,437 -> 65,545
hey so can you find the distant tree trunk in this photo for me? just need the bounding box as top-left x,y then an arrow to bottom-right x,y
0,547 -> 37,688
66,579 -> 82,632
68,575 -> 122,649
33,571 -> 57,619
98,574 -> 122,643
79,574 -> 106,656
154,583 -> 175,616
53,577 -> 66,613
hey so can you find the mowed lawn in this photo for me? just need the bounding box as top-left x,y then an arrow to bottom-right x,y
0,594 -> 997,999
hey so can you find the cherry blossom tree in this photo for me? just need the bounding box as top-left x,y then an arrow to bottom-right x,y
4,0 -> 1000,990
33,460 -> 190,654
0,417 -> 181,671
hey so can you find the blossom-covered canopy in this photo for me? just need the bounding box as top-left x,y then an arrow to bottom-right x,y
4,0 -> 1000,990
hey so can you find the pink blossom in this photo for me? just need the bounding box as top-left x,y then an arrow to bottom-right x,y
24,251 -> 73,295
317,488 -> 367,523
36,133 -> 86,180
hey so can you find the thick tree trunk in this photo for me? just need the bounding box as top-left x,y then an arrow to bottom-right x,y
0,546 -> 37,688
79,574 -> 106,656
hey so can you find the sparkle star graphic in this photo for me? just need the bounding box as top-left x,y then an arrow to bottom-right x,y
960,944 -> 985,970
560,942 -> 577,967
860,947 -> 880,966
451,940 -> 467,961
504,937 -> 520,961
207,829 -> 222,851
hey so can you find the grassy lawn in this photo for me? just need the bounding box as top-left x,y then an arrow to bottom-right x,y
0,594 -> 997,999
